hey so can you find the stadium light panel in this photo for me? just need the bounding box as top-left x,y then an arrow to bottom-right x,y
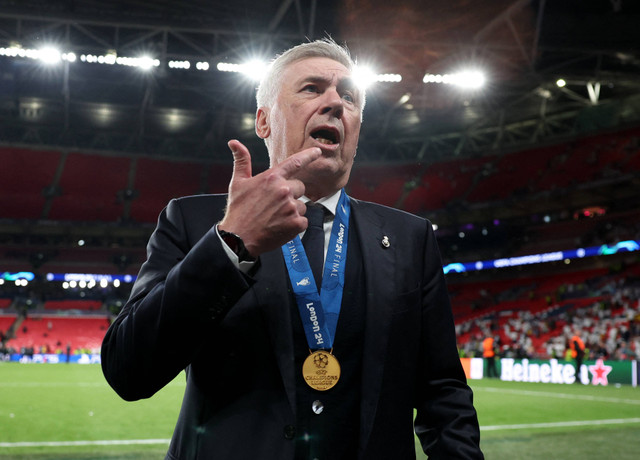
455,71 -> 485,89
217,62 -> 240,72
242,59 -> 268,81
39,47 -> 62,64
374,73 -> 402,83
398,93 -> 411,105
423,70 -> 486,89
217,60 -> 268,80
137,55 -> 157,70
353,66 -> 376,90
168,60 -> 191,69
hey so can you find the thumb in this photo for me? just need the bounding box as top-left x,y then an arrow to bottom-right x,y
228,139 -> 252,180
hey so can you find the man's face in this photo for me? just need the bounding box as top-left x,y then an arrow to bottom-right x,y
256,57 -> 362,197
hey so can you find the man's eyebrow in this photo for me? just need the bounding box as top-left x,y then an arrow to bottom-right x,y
297,75 -> 356,89
297,75 -> 332,86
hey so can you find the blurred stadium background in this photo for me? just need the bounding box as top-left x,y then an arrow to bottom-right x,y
1,0 -> 639,458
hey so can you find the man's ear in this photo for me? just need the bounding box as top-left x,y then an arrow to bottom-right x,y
256,107 -> 271,139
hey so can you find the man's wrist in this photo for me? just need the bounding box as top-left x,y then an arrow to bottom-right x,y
218,229 -> 256,262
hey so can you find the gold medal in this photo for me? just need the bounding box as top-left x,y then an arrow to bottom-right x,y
302,350 -> 341,391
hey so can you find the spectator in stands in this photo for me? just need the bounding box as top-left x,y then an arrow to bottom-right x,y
101,39 -> 483,460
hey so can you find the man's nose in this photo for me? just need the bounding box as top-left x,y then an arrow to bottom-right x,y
319,88 -> 343,118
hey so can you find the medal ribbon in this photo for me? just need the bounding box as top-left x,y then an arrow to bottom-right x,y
281,189 -> 350,350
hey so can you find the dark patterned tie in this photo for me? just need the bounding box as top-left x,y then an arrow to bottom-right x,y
302,203 -> 326,291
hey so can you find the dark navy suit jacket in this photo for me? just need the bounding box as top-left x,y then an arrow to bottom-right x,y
101,194 -> 483,459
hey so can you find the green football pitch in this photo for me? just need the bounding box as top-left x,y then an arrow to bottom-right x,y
1,362 -> 639,459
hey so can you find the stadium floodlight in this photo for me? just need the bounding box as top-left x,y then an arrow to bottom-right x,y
352,66 -> 377,90
196,61 -> 210,71
81,53 -> 117,65
217,59 -> 268,81
454,71 -> 486,89
168,60 -> 191,70
351,66 -> 402,90
398,93 -> 411,105
39,47 -> 62,64
137,55 -> 157,70
62,52 -> 76,63
217,62 -> 240,72
242,59 -> 268,81
112,55 -> 159,69
423,70 -> 486,89
374,73 -> 402,83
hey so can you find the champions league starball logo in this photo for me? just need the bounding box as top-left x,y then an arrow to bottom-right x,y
313,352 -> 329,369
296,277 -> 311,287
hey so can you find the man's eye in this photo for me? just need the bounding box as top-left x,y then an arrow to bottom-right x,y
342,92 -> 355,103
302,85 -> 319,93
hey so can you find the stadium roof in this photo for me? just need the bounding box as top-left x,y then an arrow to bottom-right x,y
0,0 -> 639,163
1,0 -> 640,274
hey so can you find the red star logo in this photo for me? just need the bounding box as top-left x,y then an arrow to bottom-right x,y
588,359 -> 613,386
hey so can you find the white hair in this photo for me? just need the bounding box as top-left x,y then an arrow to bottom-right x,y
256,38 -> 366,113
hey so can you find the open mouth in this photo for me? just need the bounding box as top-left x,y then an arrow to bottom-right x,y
311,127 -> 340,146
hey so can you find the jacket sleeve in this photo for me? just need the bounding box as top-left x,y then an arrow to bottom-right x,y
414,222 -> 484,459
101,197 -> 253,401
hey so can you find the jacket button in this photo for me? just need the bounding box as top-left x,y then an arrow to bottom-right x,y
312,400 -> 324,415
283,425 -> 296,440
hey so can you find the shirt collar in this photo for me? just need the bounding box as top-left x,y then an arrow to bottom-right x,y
301,189 -> 341,217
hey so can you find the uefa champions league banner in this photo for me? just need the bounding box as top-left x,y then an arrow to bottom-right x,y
4,353 -> 102,364
460,357 -> 638,387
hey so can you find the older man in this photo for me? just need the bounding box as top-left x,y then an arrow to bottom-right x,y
102,39 -> 483,460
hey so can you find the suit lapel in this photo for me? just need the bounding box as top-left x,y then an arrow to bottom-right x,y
350,198 -> 397,450
252,249 -> 298,414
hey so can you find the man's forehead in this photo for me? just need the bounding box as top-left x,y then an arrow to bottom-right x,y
286,57 -> 352,81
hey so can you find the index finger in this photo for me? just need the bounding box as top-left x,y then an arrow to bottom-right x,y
276,147 -> 322,179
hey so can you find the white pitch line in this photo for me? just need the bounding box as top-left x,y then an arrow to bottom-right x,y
0,380 -> 185,388
0,382 -> 105,388
0,439 -> 171,448
5,420 -> 640,446
478,386 -> 640,405
482,417 -> 640,431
